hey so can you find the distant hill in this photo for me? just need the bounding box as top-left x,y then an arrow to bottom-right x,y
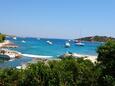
76,36 -> 115,42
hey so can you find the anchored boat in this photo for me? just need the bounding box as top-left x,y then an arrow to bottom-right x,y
65,42 -> 71,48
46,41 -> 53,45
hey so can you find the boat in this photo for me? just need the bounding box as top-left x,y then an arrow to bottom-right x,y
75,40 -> 78,43
75,40 -> 85,46
65,42 -> 71,48
13,37 -> 17,40
68,39 -> 71,42
76,42 -> 85,46
22,40 -> 26,43
46,41 -> 53,45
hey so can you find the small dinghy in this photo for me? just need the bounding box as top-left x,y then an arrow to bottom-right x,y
22,40 -> 26,43
13,37 -> 17,40
65,42 -> 71,48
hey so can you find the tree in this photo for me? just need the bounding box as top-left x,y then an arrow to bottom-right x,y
97,40 -> 115,86
97,40 -> 115,64
97,40 -> 115,76
0,68 -> 22,86
0,56 -> 111,86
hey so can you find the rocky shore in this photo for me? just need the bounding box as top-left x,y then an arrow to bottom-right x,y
0,40 -> 21,59
0,40 -> 18,48
0,49 -> 22,59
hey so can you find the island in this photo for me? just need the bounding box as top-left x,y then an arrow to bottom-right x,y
76,36 -> 115,42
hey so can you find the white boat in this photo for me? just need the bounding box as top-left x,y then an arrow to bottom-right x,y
46,41 -> 53,45
68,39 -> 71,42
13,37 -> 17,40
76,42 -> 85,46
22,40 -> 26,43
74,40 -> 79,43
65,42 -> 71,48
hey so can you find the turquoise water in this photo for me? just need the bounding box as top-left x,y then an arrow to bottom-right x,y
0,37 -> 102,68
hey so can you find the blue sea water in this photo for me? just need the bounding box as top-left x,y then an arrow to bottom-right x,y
0,37 -> 102,68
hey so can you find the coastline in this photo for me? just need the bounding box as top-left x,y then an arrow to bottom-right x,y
60,53 -> 97,63
16,53 -> 97,69
0,40 -> 18,48
22,54 -> 53,59
0,49 -> 22,59
73,53 -> 97,63
22,53 -> 97,63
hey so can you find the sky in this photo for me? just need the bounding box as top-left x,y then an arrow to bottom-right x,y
0,0 -> 115,39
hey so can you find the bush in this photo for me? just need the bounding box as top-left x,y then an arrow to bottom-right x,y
97,40 -> 115,77
0,58 -> 102,86
97,40 -> 115,86
0,34 -> 5,42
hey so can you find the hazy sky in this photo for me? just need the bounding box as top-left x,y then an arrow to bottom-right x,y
0,0 -> 115,39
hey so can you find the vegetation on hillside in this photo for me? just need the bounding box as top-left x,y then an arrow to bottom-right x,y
0,33 -> 5,43
0,40 -> 115,86
76,36 -> 115,42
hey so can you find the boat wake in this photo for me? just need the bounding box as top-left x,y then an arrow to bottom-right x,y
22,54 -> 53,59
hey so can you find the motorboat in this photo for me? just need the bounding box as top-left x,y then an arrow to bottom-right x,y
13,37 -> 17,40
46,41 -> 53,45
65,42 -> 71,48
75,40 -> 79,43
22,40 -> 26,43
76,42 -> 85,46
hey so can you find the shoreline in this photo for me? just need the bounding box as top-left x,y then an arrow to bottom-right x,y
22,54 -> 53,59
0,49 -> 22,59
0,52 -> 98,69
0,40 -> 18,48
60,53 -> 97,63
15,53 -> 97,69
73,53 -> 97,63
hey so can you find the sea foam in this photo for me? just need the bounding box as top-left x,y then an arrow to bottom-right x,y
22,54 -> 53,59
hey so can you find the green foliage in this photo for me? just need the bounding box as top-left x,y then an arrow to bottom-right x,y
103,75 -> 115,86
21,62 -> 50,86
0,68 -> 23,86
0,34 -> 5,42
0,58 -> 102,86
97,40 -> 115,77
97,40 -> 115,64
97,40 -> 115,86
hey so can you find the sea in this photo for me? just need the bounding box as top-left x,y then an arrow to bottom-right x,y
0,37 -> 102,68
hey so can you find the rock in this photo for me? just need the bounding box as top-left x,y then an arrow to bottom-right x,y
0,54 -> 10,60
0,49 -> 22,59
59,53 -> 75,59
